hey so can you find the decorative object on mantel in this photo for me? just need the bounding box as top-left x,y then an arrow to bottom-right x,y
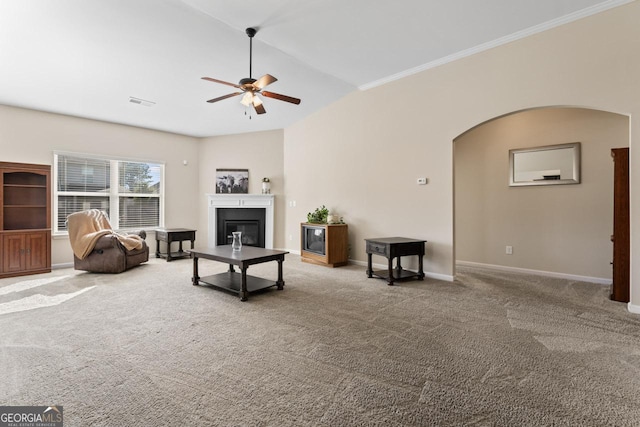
215,169 -> 249,194
231,231 -> 242,251
262,177 -> 271,194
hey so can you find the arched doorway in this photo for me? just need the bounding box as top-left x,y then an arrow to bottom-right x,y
453,107 -> 629,283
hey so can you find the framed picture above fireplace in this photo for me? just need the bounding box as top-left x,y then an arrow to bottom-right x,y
216,169 -> 249,194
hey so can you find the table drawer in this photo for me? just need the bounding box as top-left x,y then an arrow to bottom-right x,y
165,231 -> 195,241
394,242 -> 424,257
156,230 -> 196,242
366,241 -> 388,256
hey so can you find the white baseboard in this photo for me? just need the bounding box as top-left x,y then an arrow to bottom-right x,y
628,302 -> 640,314
52,262 -> 73,270
456,261 -> 612,286
349,259 -> 454,282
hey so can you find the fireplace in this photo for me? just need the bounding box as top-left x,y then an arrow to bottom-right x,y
216,208 -> 265,247
207,194 -> 274,249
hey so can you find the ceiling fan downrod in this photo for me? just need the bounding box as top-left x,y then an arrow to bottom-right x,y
246,27 -> 256,80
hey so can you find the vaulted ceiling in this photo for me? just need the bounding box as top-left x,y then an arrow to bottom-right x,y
0,0 -> 630,137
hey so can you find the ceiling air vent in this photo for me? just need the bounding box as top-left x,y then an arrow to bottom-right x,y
129,96 -> 155,107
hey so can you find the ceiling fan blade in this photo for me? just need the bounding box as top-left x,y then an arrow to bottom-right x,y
253,74 -> 277,90
206,92 -> 242,103
261,91 -> 301,105
252,95 -> 266,114
201,77 -> 241,89
253,102 -> 266,115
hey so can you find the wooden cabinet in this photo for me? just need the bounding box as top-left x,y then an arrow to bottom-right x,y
610,148 -> 629,302
2,231 -> 51,274
0,162 -> 51,278
300,223 -> 348,267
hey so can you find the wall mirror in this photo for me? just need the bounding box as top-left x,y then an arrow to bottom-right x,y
509,142 -> 581,187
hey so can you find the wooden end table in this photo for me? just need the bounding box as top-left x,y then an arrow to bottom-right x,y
155,228 -> 196,261
189,246 -> 288,301
365,237 -> 426,285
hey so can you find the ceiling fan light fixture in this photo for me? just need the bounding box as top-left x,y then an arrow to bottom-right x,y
240,92 -> 253,106
252,94 -> 263,107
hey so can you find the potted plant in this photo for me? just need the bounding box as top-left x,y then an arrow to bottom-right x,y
307,205 -> 329,224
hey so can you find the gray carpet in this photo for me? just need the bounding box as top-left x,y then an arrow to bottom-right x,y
1,256 -> 640,426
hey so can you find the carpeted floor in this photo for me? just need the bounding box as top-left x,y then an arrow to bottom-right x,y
1,256 -> 639,426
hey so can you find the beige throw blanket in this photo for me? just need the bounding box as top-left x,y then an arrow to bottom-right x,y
67,209 -> 144,260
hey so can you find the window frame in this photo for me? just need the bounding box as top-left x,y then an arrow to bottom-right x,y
53,151 -> 165,235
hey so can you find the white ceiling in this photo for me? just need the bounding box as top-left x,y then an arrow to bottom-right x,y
0,0 -> 630,137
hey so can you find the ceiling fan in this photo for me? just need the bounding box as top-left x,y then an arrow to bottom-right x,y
202,27 -> 301,115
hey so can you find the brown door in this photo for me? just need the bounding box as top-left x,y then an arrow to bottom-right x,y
611,147 -> 629,302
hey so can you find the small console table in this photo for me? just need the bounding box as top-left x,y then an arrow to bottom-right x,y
155,228 -> 196,261
365,237 -> 426,285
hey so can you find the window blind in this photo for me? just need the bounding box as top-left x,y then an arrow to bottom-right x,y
54,153 -> 163,232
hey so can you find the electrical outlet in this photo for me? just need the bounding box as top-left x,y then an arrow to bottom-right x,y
506,245 -> 513,255
289,234 -> 293,241
417,177 -> 427,185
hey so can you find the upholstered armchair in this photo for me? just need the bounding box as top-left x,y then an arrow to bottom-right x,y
67,209 -> 149,273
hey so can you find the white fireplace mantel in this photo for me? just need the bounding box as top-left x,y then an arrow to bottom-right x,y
207,194 -> 274,249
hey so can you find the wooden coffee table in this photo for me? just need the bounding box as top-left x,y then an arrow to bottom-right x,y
189,246 -> 288,301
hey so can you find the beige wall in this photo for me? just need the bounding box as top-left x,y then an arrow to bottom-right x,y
197,130 -> 285,249
283,0 -> 640,311
0,105 -> 200,264
454,108 -> 628,280
3,2 -> 640,312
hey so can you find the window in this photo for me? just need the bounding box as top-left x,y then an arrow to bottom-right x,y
54,152 -> 164,233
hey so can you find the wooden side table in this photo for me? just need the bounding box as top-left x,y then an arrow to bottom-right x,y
155,228 -> 196,261
365,237 -> 426,285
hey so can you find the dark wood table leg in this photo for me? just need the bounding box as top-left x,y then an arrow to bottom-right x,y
167,238 -> 173,262
367,253 -> 373,278
155,238 -> 161,258
276,257 -> 285,290
228,264 -> 235,273
418,253 -> 425,280
395,256 -> 403,276
387,257 -> 395,286
177,240 -> 184,257
192,255 -> 199,286
239,265 -> 248,302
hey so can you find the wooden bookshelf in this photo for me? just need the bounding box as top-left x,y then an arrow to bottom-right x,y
0,162 -> 51,278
